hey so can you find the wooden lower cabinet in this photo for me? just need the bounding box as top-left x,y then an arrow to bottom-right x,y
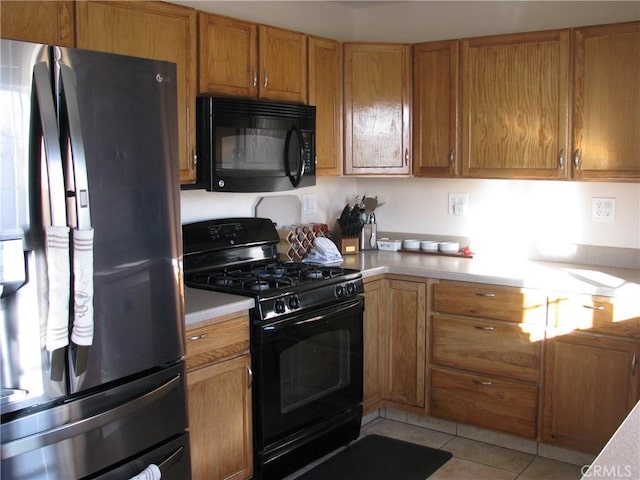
431,367 -> 538,438
186,313 -> 253,480
188,355 -> 253,480
362,278 -> 384,414
384,278 -> 427,409
542,333 -> 640,454
430,280 -> 542,438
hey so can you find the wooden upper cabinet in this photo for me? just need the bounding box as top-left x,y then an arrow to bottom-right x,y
258,25 -> 308,103
198,13 -> 258,97
75,0 -> 197,184
413,40 -> 460,177
198,17 -> 307,103
1,0 -> 74,46
572,21 -> 640,181
461,30 -> 570,179
309,36 -> 342,176
344,43 -> 412,176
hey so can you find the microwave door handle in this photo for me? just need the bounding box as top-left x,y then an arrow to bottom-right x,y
284,127 -> 304,187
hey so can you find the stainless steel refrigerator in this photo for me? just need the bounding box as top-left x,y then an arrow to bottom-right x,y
1,39 -> 191,479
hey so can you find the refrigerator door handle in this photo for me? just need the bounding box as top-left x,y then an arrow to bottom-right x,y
57,54 -> 96,353
1,374 -> 182,460
33,62 -> 66,227
56,55 -> 91,231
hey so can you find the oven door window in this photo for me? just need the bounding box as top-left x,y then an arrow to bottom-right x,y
280,328 -> 351,414
257,299 -> 363,445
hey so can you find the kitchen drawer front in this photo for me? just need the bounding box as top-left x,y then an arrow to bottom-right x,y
548,294 -> 640,339
186,315 -> 250,371
431,367 -> 538,439
432,315 -> 542,383
433,280 -> 546,324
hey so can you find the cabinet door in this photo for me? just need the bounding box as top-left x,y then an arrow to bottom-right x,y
258,25 -> 307,103
75,1 -> 197,184
344,43 -> 412,175
1,0 -> 74,46
384,279 -> 426,408
461,30 -> 570,179
413,40 -> 460,177
188,355 -> 253,480
542,333 -> 640,453
362,279 -> 384,413
198,13 -> 257,97
309,36 -> 342,176
572,21 -> 640,181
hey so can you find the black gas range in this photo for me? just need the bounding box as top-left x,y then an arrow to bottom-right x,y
183,217 -> 364,321
183,218 -> 365,480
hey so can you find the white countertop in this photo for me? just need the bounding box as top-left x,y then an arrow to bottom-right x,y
184,250 -> 640,324
343,250 -> 640,297
184,287 -> 254,327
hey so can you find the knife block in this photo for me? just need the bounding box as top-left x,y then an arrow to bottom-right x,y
333,221 -> 360,255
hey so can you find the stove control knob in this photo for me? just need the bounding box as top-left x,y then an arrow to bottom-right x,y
288,295 -> 300,310
346,282 -> 356,295
335,285 -> 345,298
274,298 -> 286,314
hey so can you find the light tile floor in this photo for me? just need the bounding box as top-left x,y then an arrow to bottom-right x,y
287,418 -> 586,479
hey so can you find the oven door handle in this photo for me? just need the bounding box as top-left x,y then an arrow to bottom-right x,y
261,297 -> 364,335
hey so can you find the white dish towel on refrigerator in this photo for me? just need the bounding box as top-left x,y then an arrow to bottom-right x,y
45,225 -> 71,351
129,464 -> 161,480
71,228 -> 94,346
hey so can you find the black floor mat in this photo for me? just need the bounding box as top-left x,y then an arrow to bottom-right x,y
295,434 -> 453,480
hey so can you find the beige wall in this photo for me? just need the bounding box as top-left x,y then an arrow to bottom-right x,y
178,1 -> 640,254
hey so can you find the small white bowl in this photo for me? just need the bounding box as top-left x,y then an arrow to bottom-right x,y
438,241 -> 460,253
420,241 -> 439,252
403,239 -> 420,250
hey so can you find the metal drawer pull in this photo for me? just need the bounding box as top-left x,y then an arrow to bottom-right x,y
473,380 -> 492,386
474,326 -> 495,331
247,365 -> 253,390
475,292 -> 496,298
188,332 -> 209,342
582,305 -> 605,311
632,354 -> 637,376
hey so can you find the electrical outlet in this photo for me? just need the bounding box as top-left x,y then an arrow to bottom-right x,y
448,193 -> 469,215
302,193 -> 318,215
592,197 -> 616,222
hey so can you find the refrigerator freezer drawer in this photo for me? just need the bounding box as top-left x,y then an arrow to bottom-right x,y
1,362 -> 189,480
94,433 -> 191,480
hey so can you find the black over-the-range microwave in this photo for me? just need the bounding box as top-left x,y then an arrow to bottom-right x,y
189,96 -> 316,192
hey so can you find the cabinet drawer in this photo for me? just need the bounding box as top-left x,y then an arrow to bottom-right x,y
431,367 -> 538,439
433,281 -> 546,323
548,294 -> 640,339
432,315 -> 542,383
186,315 -> 250,371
